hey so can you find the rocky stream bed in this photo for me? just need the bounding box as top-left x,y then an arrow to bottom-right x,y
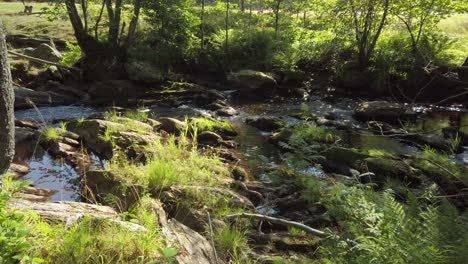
9,84 -> 468,262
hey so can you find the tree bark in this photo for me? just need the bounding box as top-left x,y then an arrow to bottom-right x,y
127,0 -> 142,47
0,19 -> 15,174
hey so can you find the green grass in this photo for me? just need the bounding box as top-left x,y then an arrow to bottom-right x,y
0,2 -> 50,15
26,204 -> 168,263
190,117 -> 236,135
41,127 -> 60,142
214,225 -> 250,262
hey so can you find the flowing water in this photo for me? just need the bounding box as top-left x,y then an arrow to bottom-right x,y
12,99 -> 468,202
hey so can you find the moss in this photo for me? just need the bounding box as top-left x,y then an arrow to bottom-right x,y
190,117 -> 237,137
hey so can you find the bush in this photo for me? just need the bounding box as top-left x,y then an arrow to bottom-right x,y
61,42 -> 82,67
0,176 -> 31,263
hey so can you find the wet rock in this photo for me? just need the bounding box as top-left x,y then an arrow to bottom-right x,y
24,43 -> 62,62
215,106 -> 238,117
197,131 -> 223,146
246,116 -> 286,131
354,101 -> 415,122
125,60 -> 164,83
227,70 -> 277,96
158,117 -> 187,135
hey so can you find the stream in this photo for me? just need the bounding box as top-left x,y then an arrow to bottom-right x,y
13,98 -> 468,202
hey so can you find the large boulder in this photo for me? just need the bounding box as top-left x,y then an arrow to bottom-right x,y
125,60 -> 164,83
227,70 -> 277,95
354,101 -> 415,122
158,117 -> 187,135
36,80 -> 88,100
24,43 -> 62,62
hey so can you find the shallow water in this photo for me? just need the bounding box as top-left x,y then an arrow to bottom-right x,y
15,105 -> 97,124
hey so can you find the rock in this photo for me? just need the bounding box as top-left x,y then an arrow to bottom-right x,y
9,59 -> 29,82
14,86 -> 51,109
8,163 -> 30,179
67,119 -> 122,159
361,158 -> 421,185
84,170 -> 144,210
15,119 -> 39,129
125,60 -> 164,83
158,117 -> 187,135
146,118 -> 162,132
227,70 -> 277,95
269,129 -> 293,144
24,43 -> 63,62
215,106 -> 238,117
246,116 -> 286,131
36,80 -> 88,99
197,131 -> 223,146
411,134 -> 452,152
147,199 -> 219,264
354,101 -> 415,122
87,80 -> 148,101
15,126 -> 39,144
68,119 -> 159,160
10,199 -> 117,222
47,65 -> 63,81
322,147 -> 369,167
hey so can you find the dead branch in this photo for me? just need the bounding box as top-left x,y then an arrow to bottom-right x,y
225,213 -> 357,245
7,50 -> 82,72
434,89 -> 468,105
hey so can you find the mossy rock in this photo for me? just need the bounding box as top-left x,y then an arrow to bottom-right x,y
322,147 -> 370,167
361,157 -> 421,186
190,117 -> 237,138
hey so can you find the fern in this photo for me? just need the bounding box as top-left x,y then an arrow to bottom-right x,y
318,184 -> 468,263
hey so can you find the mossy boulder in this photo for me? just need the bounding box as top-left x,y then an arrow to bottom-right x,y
246,116 -> 286,132
227,70 -> 277,95
322,147 -> 370,167
361,157 -> 421,185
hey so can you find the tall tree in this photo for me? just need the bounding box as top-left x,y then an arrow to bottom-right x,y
0,19 -> 15,174
64,0 -> 142,80
391,0 -> 453,55
345,0 -> 390,67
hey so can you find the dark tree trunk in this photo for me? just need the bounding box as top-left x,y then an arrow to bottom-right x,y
127,0 -> 142,47
0,19 -> 15,174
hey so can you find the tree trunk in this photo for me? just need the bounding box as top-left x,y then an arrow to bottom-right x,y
0,19 -> 15,174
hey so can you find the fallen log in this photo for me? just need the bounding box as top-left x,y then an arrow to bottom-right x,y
226,212 -> 358,245
7,50 -> 82,73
